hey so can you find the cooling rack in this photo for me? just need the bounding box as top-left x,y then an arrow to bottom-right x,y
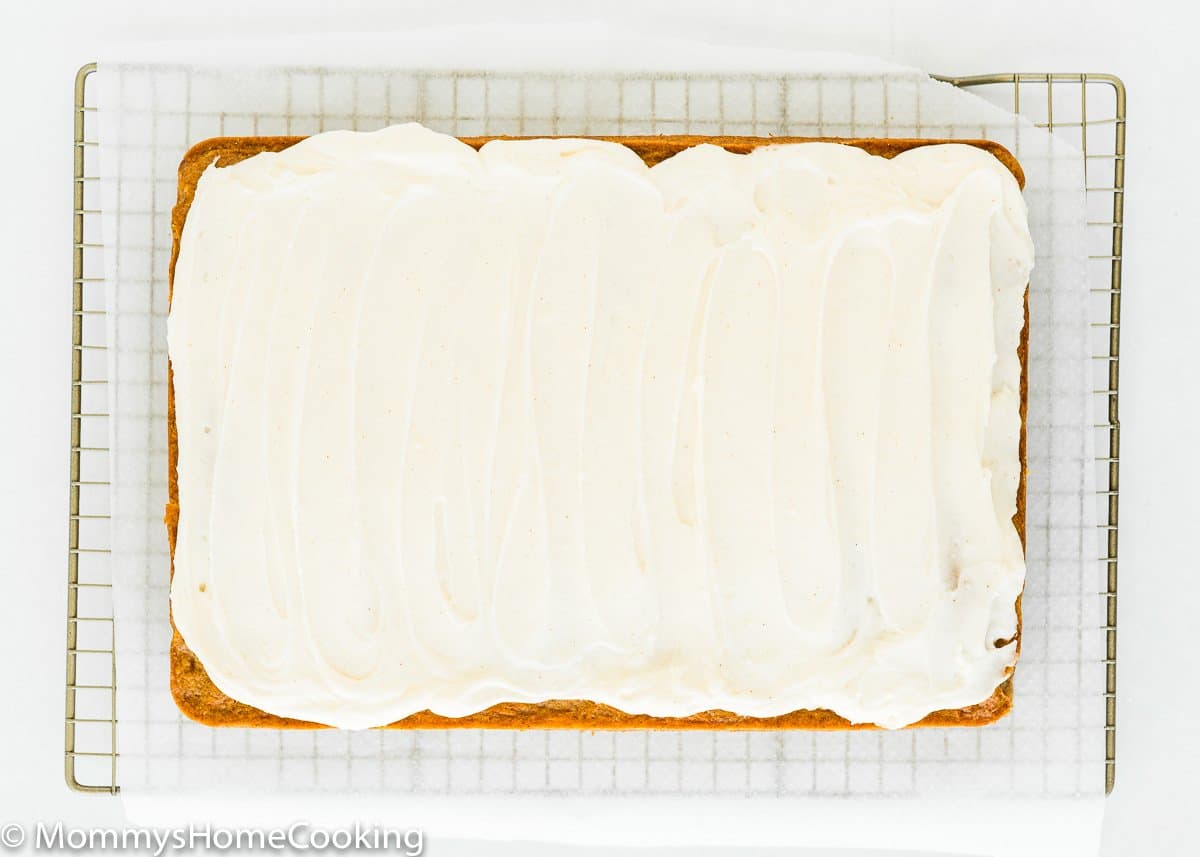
65,62 -> 1125,796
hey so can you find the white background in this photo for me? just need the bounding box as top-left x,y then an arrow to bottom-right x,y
0,1 -> 1194,855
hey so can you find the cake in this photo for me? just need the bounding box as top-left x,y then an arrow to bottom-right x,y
166,125 -> 1032,731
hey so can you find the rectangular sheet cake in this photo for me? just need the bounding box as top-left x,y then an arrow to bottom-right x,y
166,126 -> 1032,731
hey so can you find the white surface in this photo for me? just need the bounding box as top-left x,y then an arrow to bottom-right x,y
0,1 -> 1194,856
130,793 -> 1104,855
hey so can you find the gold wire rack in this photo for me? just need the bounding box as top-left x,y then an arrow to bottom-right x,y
65,63 -> 1125,796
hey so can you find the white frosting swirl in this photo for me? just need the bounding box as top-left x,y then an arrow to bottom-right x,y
168,124 -> 1033,729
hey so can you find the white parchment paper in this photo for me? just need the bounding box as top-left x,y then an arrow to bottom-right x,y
95,26 -> 1104,852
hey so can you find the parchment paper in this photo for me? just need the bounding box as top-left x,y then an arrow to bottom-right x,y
95,26 -> 1104,853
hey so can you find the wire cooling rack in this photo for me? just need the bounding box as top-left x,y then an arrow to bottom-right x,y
65,62 -> 1125,796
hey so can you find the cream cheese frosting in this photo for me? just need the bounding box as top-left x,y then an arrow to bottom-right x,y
168,124 -> 1033,730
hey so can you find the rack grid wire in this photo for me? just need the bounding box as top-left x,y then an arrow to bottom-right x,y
65,62 -> 1125,796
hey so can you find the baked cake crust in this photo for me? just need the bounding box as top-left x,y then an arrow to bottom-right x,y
167,134 -> 1028,730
